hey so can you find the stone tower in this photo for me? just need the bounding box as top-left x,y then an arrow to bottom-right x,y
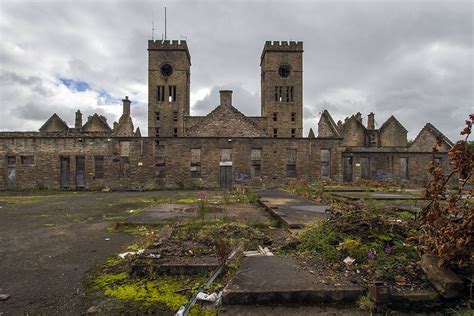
148,40 -> 191,137
260,41 -> 303,138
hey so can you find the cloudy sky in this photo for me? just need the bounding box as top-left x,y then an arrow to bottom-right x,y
0,0 -> 472,140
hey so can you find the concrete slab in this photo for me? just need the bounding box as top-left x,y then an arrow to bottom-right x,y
331,191 -> 426,201
258,190 -> 330,228
222,256 -> 364,305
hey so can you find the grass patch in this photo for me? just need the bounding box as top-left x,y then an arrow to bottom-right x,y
298,221 -> 344,260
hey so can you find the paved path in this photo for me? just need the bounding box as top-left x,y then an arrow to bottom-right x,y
222,256 -> 364,305
258,190 -> 330,228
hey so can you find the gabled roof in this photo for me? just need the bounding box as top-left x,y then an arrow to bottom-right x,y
318,110 -> 341,137
341,114 -> 367,132
82,113 -> 112,133
187,104 -> 266,137
411,123 -> 454,150
112,114 -> 135,137
308,128 -> 316,139
379,115 -> 408,133
39,113 -> 69,133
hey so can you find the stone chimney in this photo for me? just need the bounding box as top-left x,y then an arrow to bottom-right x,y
75,110 -> 82,129
220,90 -> 232,107
355,112 -> 362,123
368,112 -> 375,130
122,96 -> 131,116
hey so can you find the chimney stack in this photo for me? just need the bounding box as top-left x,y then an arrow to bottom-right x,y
122,96 -> 131,116
219,90 -> 232,107
75,110 -> 82,129
368,112 -> 375,130
355,112 -> 362,123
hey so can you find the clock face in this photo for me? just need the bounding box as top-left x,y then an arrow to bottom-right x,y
278,65 -> 291,78
160,63 -> 173,77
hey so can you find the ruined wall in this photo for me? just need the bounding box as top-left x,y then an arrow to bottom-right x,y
409,127 -> 451,152
379,119 -> 407,147
1,136 -> 346,191
341,119 -> 367,147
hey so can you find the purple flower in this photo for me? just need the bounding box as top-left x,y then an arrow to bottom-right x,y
384,245 -> 394,254
196,191 -> 208,200
368,250 -> 376,260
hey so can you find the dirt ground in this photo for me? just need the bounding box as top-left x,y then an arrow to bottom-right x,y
0,191 -> 197,315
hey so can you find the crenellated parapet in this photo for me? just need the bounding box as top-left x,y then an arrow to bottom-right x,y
261,40 -> 303,63
148,40 -> 190,62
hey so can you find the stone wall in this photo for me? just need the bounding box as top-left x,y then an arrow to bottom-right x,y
379,119 -> 407,147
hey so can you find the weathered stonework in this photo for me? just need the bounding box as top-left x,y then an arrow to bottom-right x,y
0,40 -> 454,191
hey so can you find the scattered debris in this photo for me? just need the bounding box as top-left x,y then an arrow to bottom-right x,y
243,245 -> 274,257
343,256 -> 355,265
118,250 -> 144,259
105,238 -> 110,241
0,293 -> 10,301
196,291 -> 219,302
420,254 -> 464,299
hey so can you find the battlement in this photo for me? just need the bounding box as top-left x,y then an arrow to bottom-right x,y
261,41 -> 303,64
148,40 -> 191,62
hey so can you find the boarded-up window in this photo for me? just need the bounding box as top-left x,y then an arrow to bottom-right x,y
120,157 -> 130,178
191,148 -> 201,178
320,150 -> 330,178
120,141 -> 130,157
400,157 -> 408,180
155,145 -> 166,178
220,149 -> 232,162
360,157 -> 370,180
7,156 -> 16,166
251,148 -> 262,177
286,149 -> 297,178
20,156 -> 34,166
94,156 -> 104,179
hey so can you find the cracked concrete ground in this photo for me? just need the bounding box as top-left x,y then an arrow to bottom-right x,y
0,191 -> 194,315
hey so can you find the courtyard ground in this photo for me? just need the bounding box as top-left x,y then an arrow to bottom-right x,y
0,191 -> 198,315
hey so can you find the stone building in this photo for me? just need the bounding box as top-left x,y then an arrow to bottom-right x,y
0,40 -> 453,191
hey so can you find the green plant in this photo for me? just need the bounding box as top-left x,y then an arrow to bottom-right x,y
357,294 -> 374,311
363,191 -> 382,215
399,211 -> 414,221
298,221 -> 343,260
340,238 -> 370,262
197,199 -> 209,219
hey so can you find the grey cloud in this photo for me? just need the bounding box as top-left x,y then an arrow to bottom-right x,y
0,0 -> 471,140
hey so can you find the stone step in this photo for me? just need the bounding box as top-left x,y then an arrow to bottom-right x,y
222,256 -> 364,305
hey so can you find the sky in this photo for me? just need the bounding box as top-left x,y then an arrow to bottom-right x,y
0,0 -> 472,141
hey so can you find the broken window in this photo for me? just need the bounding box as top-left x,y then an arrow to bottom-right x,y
291,128 -> 296,138
120,157 -> 130,178
286,149 -> 297,178
274,86 -> 293,102
155,128 -> 160,137
272,112 -> 278,122
157,86 -> 165,102
273,128 -> 278,138
155,112 -> 160,121
7,156 -> 16,166
94,156 -> 104,179
168,86 -> 177,102
119,141 -> 130,157
173,111 -> 178,122
291,112 -> 296,122
320,149 -> 330,178
251,148 -> 262,177
191,148 -> 201,178
173,128 -> 178,137
21,155 -> 34,166
155,145 -> 166,178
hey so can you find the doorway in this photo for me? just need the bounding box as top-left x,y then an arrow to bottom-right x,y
60,156 -> 70,188
360,157 -> 370,180
220,166 -> 232,190
7,156 -> 16,190
76,156 -> 86,188
343,157 -> 353,182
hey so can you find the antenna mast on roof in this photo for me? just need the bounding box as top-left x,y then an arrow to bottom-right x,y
151,11 -> 155,40
164,6 -> 167,40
